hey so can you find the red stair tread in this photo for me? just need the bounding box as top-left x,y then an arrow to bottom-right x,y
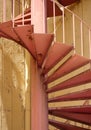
49,119 -> 89,130
14,25 -> 36,58
34,33 -> 54,66
49,111 -> 91,125
48,88 -> 91,102
46,54 -> 90,83
0,31 -> 12,40
47,70 -> 91,93
14,26 -> 53,63
0,21 -> 20,42
49,105 -> 91,114
42,43 -> 73,74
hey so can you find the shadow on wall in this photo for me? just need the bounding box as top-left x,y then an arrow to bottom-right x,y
0,39 -> 30,130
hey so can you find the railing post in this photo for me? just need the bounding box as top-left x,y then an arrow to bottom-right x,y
22,0 -> 24,25
12,0 -> 15,27
53,0 -> 56,41
80,21 -> 83,56
62,7 -> 65,43
89,29 -> 91,59
72,13 -> 76,53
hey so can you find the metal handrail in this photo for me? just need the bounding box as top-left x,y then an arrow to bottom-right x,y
50,0 -> 91,58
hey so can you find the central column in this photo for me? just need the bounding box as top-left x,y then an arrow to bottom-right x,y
31,0 -> 48,130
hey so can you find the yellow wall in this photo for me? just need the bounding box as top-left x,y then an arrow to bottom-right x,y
0,0 -> 31,130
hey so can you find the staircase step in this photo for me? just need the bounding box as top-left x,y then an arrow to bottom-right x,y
42,43 -> 73,74
48,88 -> 91,102
47,70 -> 91,93
33,33 -> 54,66
49,105 -> 91,114
14,25 -> 36,58
49,119 -> 89,130
0,21 -> 21,43
0,31 -> 12,40
14,27 -> 53,62
58,0 -> 78,6
49,110 -> 91,125
46,54 -> 90,83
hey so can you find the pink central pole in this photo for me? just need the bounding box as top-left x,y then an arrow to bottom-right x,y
31,0 -> 48,130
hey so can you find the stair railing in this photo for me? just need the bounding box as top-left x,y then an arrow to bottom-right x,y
51,0 -> 91,59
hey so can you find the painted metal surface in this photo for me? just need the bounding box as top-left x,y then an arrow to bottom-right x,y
42,43 -> 73,74
49,110 -> 91,125
31,0 -> 48,130
0,21 -> 20,42
14,28 -> 54,65
47,70 -> 91,93
48,88 -> 91,102
14,25 -> 36,58
0,0 -> 91,129
49,119 -> 90,130
46,54 -> 90,83
0,31 -> 12,40
49,105 -> 91,114
34,33 -> 54,66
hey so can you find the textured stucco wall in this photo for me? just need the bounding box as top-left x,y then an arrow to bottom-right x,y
0,0 -> 31,130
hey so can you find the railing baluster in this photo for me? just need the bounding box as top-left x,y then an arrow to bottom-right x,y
89,29 -> 91,59
62,7 -> 65,43
12,0 -> 15,27
22,0 -> 25,25
53,0 -> 56,41
72,13 -> 76,53
51,0 -> 91,58
80,21 -> 83,56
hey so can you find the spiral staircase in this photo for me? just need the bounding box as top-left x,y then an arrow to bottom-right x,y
0,0 -> 91,130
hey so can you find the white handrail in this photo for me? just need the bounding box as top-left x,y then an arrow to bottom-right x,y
53,0 -> 91,30
50,0 -> 91,58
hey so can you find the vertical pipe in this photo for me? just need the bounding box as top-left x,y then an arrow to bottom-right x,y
3,0 -> 6,22
43,0 -> 47,33
31,0 -> 47,33
80,21 -> 83,56
31,0 -> 48,130
72,14 -> 76,54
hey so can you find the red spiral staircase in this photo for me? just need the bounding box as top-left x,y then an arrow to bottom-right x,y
0,0 -> 91,130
